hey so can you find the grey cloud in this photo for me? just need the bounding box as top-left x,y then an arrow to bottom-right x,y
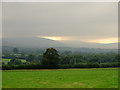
2,2 -> 118,40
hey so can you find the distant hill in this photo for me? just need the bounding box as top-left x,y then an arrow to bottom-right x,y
2,37 -> 118,49
2,37 -> 67,48
61,41 -> 118,49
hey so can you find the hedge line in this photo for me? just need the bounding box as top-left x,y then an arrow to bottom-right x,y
60,63 -> 119,69
2,63 -> 119,70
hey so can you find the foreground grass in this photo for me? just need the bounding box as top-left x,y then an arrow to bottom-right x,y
2,68 -> 118,88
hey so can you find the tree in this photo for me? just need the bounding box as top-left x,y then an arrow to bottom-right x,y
8,58 -> 22,65
26,54 -> 35,63
13,48 -> 19,53
60,56 -> 71,65
37,55 -> 42,63
42,48 -> 60,69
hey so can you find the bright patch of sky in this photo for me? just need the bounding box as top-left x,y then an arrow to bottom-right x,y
2,2 -> 118,44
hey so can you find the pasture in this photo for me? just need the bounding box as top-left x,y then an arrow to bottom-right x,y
2,68 -> 118,88
2,58 -> 26,64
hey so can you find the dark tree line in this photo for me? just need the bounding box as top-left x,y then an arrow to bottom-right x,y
2,48 -> 120,70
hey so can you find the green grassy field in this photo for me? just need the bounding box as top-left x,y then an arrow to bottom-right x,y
2,68 -> 118,88
2,58 -> 26,64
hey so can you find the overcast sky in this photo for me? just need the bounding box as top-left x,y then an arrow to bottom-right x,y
2,2 -> 118,43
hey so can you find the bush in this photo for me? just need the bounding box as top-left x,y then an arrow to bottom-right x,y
2,64 -> 43,70
60,64 -> 72,69
87,63 -> 100,68
72,63 -> 88,68
100,63 -> 118,68
2,63 -> 119,70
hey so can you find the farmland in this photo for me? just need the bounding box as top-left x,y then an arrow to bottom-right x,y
2,58 -> 26,64
2,68 -> 118,88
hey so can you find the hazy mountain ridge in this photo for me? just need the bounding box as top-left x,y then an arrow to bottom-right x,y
2,37 -> 118,49
2,37 -> 67,48
61,40 -> 118,49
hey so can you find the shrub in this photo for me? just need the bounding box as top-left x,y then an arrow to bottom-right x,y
60,64 -> 72,69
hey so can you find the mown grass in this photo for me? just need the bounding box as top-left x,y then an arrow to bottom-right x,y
2,68 -> 118,88
2,58 -> 26,64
